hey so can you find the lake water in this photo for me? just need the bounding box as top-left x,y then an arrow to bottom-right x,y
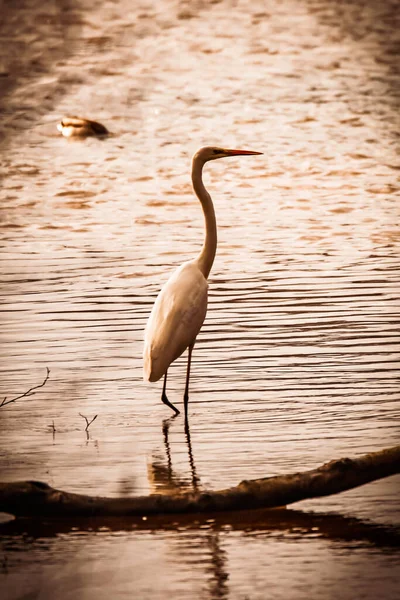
0,0 -> 399,598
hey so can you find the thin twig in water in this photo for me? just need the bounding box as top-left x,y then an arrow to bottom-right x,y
0,368 -> 50,408
48,421 -> 56,435
79,413 -> 98,432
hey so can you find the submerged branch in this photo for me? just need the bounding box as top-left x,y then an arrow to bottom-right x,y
0,368 -> 50,408
79,413 -> 98,431
79,413 -> 98,439
0,445 -> 399,518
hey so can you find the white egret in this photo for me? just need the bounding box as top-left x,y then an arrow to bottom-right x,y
57,117 -> 108,138
143,146 -> 262,415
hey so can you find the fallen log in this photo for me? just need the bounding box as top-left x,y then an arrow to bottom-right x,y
1,445 -> 399,518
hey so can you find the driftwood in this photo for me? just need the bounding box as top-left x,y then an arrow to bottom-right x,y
0,446 -> 399,518
0,367 -> 50,408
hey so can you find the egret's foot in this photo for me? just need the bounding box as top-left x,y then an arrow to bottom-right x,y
161,391 -> 180,415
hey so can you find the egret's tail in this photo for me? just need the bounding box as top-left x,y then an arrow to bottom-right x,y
143,343 -> 165,382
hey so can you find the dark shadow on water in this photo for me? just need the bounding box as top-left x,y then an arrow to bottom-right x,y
0,0 -> 214,151
305,0 -> 400,112
0,0 -> 84,148
2,506 -> 398,600
1,507 -> 400,551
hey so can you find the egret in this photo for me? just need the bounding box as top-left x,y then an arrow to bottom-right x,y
143,146 -> 262,416
57,116 -> 108,138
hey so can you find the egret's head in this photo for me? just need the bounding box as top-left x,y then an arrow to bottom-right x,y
194,146 -> 263,164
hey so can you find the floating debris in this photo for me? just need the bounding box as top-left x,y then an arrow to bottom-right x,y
57,116 -> 109,138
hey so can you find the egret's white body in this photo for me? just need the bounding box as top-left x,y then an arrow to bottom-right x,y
143,146 -> 262,416
144,261 -> 208,382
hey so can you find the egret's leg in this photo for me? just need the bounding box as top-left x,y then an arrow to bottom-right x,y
161,371 -> 180,415
183,344 -> 194,416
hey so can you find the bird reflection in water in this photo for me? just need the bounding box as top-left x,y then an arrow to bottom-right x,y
206,532 -> 229,600
147,414 -> 199,494
146,415 -> 229,599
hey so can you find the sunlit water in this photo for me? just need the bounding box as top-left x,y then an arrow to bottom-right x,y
1,0 -> 399,598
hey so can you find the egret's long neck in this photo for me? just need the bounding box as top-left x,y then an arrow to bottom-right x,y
192,157 -> 217,279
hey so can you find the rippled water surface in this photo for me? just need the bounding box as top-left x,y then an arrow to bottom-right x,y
1,0 -> 399,598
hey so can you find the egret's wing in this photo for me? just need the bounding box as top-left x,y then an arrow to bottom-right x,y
144,263 -> 208,382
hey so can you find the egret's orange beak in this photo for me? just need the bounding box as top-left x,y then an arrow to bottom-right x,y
223,148 -> 263,156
